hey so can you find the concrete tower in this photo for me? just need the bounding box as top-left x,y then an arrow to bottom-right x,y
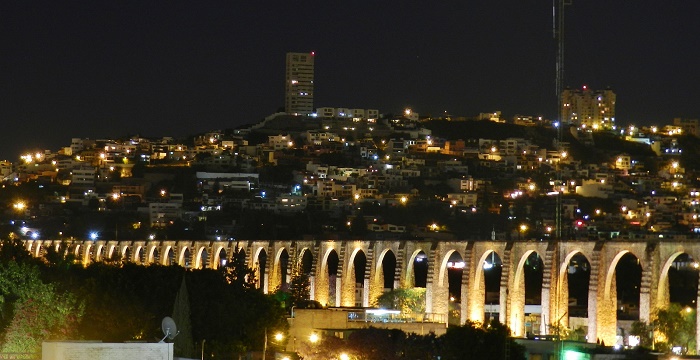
285,52 -> 315,116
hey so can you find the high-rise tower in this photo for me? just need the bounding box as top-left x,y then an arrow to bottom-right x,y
285,52 -> 315,116
561,85 -> 616,129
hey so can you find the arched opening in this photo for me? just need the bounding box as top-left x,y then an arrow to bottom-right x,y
326,250 -> 339,306
34,243 -> 42,258
95,245 -> 104,262
106,245 -> 115,260
216,248 -> 227,269
150,247 -> 159,264
381,250 -> 397,291
662,253 -> 699,308
523,251 -> 544,336
445,251 -> 464,325
351,250 -> 367,307
135,246 -> 144,264
411,251 -> 428,288
123,246 -> 131,263
614,253 -> 642,321
300,249 -> 313,274
509,250 -> 544,337
197,248 -> 209,269
278,248 -> 290,290
164,247 -> 174,266
181,248 -> 191,268
85,244 -> 93,265
566,253 -> 590,334
256,248 -> 268,291
477,250 -> 502,323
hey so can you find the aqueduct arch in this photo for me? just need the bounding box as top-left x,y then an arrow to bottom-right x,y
23,237 -> 700,351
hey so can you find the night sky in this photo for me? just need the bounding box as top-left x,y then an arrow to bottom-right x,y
2,1 -> 699,160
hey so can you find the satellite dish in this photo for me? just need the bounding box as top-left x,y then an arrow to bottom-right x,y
160,317 -> 179,343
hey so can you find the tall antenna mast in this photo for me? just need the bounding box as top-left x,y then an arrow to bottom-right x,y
554,0 -> 571,241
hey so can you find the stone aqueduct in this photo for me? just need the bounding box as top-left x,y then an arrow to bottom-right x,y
23,238 -> 700,348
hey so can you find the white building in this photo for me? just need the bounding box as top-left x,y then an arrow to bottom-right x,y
149,202 -> 182,227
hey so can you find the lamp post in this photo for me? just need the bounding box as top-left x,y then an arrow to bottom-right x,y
262,329 -> 284,360
201,339 -> 205,360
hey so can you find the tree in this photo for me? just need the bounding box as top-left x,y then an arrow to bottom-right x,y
172,276 -> 195,358
0,239 -> 33,264
375,288 -> 426,314
222,245 -> 257,290
0,261 -> 84,354
653,304 -> 696,354
438,320 -> 526,360
630,321 -> 653,349
287,258 -> 311,307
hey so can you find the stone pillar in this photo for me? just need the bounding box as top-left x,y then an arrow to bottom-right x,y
429,250 -> 449,323
541,246 -> 558,335
263,244 -> 273,294
587,249 -> 601,344
593,246 -> 618,347
364,245 -> 375,307
639,265 -> 652,323
555,259 -> 569,330
460,243 -> 473,325
309,275 -> 316,300
509,263 -> 526,337
500,246 -> 512,326
309,242 -> 320,303
425,249 -> 438,316
268,244 -> 281,293
339,244 -> 356,307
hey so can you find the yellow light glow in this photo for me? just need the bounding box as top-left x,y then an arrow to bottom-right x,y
309,333 -> 319,343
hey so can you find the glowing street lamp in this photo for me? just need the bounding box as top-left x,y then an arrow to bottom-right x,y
89,232 -> 99,240
13,201 -> 26,211
309,333 -> 319,343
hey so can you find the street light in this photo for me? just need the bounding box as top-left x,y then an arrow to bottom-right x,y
263,329 -> 284,360
13,201 -> 26,211
309,333 -> 319,344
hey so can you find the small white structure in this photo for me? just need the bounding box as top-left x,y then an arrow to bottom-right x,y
43,341 -> 173,360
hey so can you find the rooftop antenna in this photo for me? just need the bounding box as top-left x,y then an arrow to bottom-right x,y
160,316 -> 179,343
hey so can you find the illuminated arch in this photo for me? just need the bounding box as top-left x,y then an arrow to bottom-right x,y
134,246 -> 144,264
406,248 -> 427,287
438,249 -> 462,287
211,245 -> 227,269
163,246 -> 174,266
33,243 -> 42,258
95,244 -> 104,262
658,251 -> 690,308
195,246 -> 208,269
148,246 -> 159,264
604,250 -> 635,302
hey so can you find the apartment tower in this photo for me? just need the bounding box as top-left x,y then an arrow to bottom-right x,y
285,52 -> 315,116
560,85 -> 616,129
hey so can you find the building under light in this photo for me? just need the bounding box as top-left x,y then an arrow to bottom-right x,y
285,52 -> 315,116
560,86 -> 616,130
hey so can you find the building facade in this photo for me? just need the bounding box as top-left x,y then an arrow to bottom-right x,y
285,52 -> 315,116
561,86 -> 616,129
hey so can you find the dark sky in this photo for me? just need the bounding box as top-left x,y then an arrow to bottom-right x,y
2,1 -> 699,160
